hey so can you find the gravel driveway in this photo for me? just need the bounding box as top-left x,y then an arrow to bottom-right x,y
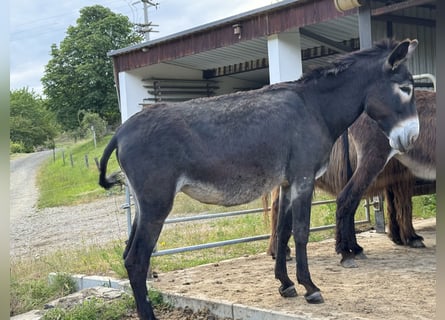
10,150 -> 53,221
10,151 -> 129,260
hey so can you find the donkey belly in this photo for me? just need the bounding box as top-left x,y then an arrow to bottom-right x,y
396,156 -> 436,180
177,173 -> 283,207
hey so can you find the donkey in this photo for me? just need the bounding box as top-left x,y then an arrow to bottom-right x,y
335,89 -> 435,267
266,90 -> 435,267
99,39 -> 418,319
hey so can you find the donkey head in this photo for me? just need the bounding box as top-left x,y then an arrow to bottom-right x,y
364,39 -> 419,153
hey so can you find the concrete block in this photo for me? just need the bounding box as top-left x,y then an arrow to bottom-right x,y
162,292 -> 234,319
233,303 -> 311,320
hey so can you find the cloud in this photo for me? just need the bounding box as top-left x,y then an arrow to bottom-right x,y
10,63 -> 45,94
9,0 -> 279,94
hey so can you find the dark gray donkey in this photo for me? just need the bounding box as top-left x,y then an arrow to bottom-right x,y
99,38 -> 419,320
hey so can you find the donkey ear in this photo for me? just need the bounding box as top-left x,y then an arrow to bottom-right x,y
384,39 -> 418,71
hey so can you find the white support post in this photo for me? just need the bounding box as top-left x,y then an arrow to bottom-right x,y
117,71 -> 147,236
267,31 -> 303,84
358,0 -> 372,49
118,71 -> 146,122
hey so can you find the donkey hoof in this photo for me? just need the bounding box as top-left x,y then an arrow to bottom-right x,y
305,291 -> 324,304
341,258 -> 358,268
409,239 -> 426,248
355,252 -> 367,260
279,285 -> 297,298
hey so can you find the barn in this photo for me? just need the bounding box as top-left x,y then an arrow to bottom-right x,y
107,0 -> 436,122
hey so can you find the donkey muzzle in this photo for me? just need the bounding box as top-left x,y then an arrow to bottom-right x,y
388,116 -> 420,153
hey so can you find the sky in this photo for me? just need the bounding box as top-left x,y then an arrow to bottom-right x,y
10,0 -> 280,95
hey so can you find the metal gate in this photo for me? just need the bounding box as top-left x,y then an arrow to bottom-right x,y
121,189 -> 375,257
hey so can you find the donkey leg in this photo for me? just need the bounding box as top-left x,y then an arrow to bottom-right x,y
268,187 -> 291,260
335,183 -> 367,268
125,194 -> 173,320
386,187 -> 403,245
291,179 -> 323,303
267,189 -> 279,258
274,186 -> 297,297
125,224 -> 162,319
385,181 -> 425,248
123,201 -> 139,260
335,154 -> 392,267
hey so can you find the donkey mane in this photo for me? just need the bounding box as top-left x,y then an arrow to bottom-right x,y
299,38 -> 399,84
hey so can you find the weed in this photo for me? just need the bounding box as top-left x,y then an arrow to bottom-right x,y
42,294 -> 135,320
148,288 -> 168,307
49,273 -> 77,295
10,273 -> 76,316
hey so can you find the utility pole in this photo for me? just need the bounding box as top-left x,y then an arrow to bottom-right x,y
138,0 -> 159,41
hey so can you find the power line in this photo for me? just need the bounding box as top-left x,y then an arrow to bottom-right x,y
136,0 -> 159,41
10,0 -> 138,41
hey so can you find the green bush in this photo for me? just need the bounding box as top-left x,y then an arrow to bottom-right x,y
413,194 -> 436,218
10,140 -> 28,153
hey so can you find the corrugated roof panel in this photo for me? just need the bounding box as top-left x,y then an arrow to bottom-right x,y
167,37 -> 269,70
304,15 -> 359,42
162,14 -> 360,73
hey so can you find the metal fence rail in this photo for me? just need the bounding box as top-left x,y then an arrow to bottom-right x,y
120,197 -> 373,257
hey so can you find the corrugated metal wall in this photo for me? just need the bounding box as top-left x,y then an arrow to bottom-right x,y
372,6 -> 436,78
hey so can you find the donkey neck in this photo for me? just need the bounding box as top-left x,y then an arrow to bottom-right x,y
301,65 -> 377,141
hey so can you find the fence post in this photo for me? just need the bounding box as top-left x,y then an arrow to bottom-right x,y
84,154 -> 89,168
372,194 -> 385,233
70,153 -> 74,167
94,157 -> 100,170
91,126 -> 97,149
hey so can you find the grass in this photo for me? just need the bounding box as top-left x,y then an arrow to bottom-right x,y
10,273 -> 76,316
11,136 -> 436,318
36,135 -> 122,208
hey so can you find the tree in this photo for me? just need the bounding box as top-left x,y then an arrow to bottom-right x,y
10,88 -> 59,153
42,5 -> 142,131
79,111 -> 107,139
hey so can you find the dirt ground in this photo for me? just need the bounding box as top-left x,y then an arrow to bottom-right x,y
10,152 -> 436,319
151,218 -> 436,320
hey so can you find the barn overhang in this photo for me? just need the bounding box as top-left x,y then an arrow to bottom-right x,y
109,0 -> 436,121
108,0 -> 356,73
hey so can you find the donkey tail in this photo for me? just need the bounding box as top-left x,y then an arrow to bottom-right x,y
98,134 -> 121,190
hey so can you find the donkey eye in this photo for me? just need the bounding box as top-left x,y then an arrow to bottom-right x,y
400,86 -> 412,95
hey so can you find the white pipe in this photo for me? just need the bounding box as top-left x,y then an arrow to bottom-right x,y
413,73 -> 436,91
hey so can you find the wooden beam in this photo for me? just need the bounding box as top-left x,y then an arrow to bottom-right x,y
373,14 -> 436,27
371,0 -> 436,16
